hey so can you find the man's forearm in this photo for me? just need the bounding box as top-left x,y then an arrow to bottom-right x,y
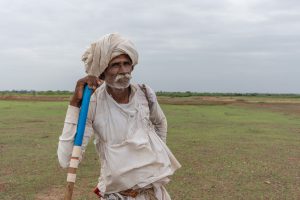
57,105 -> 80,168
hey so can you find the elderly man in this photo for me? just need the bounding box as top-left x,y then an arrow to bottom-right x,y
57,33 -> 181,200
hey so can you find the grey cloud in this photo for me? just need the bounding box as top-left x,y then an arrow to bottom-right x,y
0,0 -> 299,93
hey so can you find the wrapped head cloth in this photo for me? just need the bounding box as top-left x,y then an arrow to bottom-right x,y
82,33 -> 138,77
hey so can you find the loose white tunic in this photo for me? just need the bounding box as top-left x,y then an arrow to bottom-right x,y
57,83 -> 181,199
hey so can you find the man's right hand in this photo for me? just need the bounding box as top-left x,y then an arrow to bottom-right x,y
70,75 -> 104,107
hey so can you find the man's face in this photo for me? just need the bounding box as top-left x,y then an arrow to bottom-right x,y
104,54 -> 133,89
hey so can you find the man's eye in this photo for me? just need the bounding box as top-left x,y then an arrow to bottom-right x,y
124,62 -> 131,66
111,63 -> 119,68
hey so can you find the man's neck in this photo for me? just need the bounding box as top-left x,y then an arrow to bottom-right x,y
106,85 -> 131,104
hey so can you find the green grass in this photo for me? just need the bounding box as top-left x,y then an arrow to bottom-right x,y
0,101 -> 68,199
165,104 -> 300,200
0,100 -> 300,199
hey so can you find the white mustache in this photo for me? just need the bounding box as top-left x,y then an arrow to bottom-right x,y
115,73 -> 132,82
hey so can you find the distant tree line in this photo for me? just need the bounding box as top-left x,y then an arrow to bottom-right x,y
0,90 -> 73,95
156,91 -> 300,98
1,90 -> 300,98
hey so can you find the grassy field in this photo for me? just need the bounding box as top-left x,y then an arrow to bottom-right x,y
1,97 -> 300,199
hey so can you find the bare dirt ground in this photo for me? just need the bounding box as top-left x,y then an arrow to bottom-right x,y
35,186 -> 65,200
35,185 -> 93,200
158,96 -> 300,115
2,94 -> 300,105
237,102 -> 300,115
2,95 -> 300,116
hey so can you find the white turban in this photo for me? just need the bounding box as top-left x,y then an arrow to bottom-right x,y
81,33 -> 139,77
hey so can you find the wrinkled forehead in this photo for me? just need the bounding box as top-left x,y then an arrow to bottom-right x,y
109,54 -> 132,65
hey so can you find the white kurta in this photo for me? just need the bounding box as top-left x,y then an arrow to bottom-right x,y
58,83 -> 181,200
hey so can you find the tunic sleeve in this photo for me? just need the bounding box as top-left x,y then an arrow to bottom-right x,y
57,95 -> 96,168
146,85 -> 168,143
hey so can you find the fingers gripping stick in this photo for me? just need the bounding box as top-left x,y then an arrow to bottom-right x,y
64,85 -> 93,200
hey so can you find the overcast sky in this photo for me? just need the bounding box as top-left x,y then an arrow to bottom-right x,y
0,0 -> 299,93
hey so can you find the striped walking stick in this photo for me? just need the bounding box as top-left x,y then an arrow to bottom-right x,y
64,85 -> 93,200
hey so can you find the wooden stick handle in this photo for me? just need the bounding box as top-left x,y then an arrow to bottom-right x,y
64,147 -> 80,199
64,182 -> 75,200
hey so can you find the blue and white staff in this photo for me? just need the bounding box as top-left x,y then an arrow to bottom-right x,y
64,85 -> 92,200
